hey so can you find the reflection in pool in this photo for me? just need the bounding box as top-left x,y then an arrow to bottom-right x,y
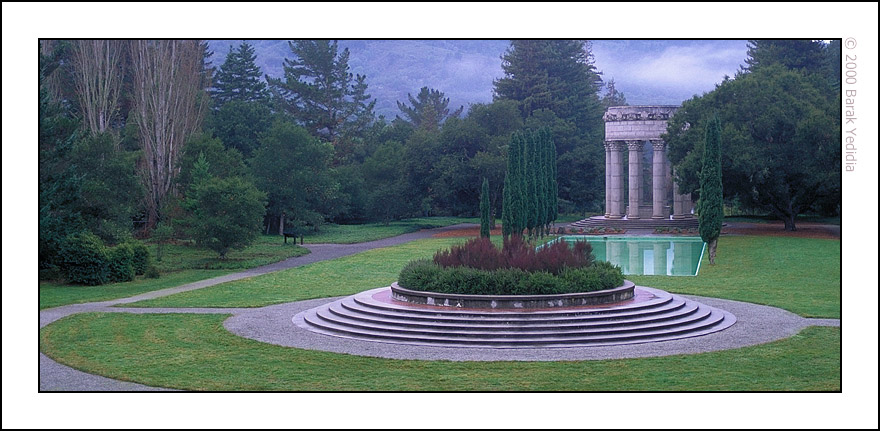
548,236 -> 706,276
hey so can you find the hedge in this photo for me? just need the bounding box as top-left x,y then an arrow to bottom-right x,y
399,259 -> 624,296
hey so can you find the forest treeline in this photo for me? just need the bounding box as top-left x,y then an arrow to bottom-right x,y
39,39 -> 840,277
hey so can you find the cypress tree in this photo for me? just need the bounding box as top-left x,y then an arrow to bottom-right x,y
502,132 -> 523,238
699,115 -> 723,264
548,127 -> 558,224
536,129 -> 548,237
525,129 -> 539,237
480,178 -> 491,238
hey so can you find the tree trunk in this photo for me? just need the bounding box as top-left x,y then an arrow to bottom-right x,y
784,214 -> 797,231
279,213 -> 285,236
708,238 -> 718,264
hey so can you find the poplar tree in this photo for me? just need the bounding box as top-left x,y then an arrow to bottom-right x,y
480,178 -> 491,238
129,40 -> 209,231
699,115 -> 723,264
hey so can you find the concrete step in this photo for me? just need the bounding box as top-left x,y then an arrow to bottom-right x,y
338,296 -> 691,327
316,302 -> 709,338
295,286 -> 737,348
301,306 -> 731,347
352,288 -> 677,320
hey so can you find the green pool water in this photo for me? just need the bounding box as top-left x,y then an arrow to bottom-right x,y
548,236 -> 706,276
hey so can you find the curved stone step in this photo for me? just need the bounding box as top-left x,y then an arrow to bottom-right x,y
352,287 -> 677,319
331,297 -> 697,330
316,302 -> 710,338
294,286 -> 737,348
302,306 -> 731,347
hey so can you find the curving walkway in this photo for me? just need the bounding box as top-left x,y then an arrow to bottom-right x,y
39,224 -> 477,391
39,223 -> 840,391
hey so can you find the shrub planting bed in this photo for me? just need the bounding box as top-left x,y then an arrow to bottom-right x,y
398,237 -> 624,296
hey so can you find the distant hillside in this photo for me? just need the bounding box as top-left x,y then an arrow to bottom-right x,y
207,39 -> 748,119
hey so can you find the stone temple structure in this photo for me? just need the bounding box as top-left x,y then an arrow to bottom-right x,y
572,105 -> 697,229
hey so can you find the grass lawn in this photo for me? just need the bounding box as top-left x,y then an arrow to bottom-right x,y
724,214 -> 841,225
125,238 -> 469,308
39,232 -> 841,391
39,270 -> 232,310
301,217 -> 478,244
39,217 -> 477,311
39,234 -> 309,310
629,235 -> 840,318
128,235 -> 840,319
39,312 -> 840,391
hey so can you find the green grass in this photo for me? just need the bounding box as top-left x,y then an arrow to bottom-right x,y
629,235 -> 840,318
39,312 -> 840,391
40,234 -> 309,309
151,234 -> 310,272
301,217 -> 478,244
128,235 -> 840,319
126,238 -> 469,308
724,214 -> 841,225
39,270 -> 232,310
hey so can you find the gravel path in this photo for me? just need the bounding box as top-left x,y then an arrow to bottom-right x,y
223,292 -> 839,362
39,223 -> 840,390
39,224 -> 475,391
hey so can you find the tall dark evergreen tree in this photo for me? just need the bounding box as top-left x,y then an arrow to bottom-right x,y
480,178 -> 491,238
502,131 -> 525,238
266,40 -> 376,162
396,86 -> 463,131
743,40 -> 827,75
211,42 -> 269,107
493,40 -> 605,213
601,78 -> 628,110
698,115 -> 723,264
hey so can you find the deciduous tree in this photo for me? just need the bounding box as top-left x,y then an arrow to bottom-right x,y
129,40 -> 209,231
71,40 -> 124,134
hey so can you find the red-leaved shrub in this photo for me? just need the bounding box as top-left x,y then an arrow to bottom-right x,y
433,237 -> 594,275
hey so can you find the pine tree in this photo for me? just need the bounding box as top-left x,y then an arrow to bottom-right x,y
266,40 -> 376,161
698,115 -> 723,264
493,40 -> 606,212
396,86 -> 464,131
211,42 -> 269,108
480,178 -> 491,238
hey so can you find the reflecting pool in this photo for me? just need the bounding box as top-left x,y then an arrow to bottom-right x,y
547,236 -> 706,276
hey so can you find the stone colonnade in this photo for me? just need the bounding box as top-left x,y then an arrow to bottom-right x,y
603,106 -> 693,220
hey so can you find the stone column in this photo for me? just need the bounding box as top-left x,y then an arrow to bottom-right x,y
604,142 -> 611,218
651,140 -> 667,219
627,141 -> 642,219
608,142 -> 625,219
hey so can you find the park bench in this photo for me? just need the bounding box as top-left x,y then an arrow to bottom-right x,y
283,227 -> 304,245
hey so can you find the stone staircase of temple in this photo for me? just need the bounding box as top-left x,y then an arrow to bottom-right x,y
294,286 -> 736,348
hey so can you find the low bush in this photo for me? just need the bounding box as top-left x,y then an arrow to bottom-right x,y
127,241 -> 151,276
433,237 -> 594,275
58,231 -> 111,286
107,242 -> 135,283
145,265 -> 161,279
399,259 -> 624,296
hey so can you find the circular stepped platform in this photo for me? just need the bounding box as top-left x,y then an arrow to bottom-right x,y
293,285 -> 736,348
570,216 -> 699,230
